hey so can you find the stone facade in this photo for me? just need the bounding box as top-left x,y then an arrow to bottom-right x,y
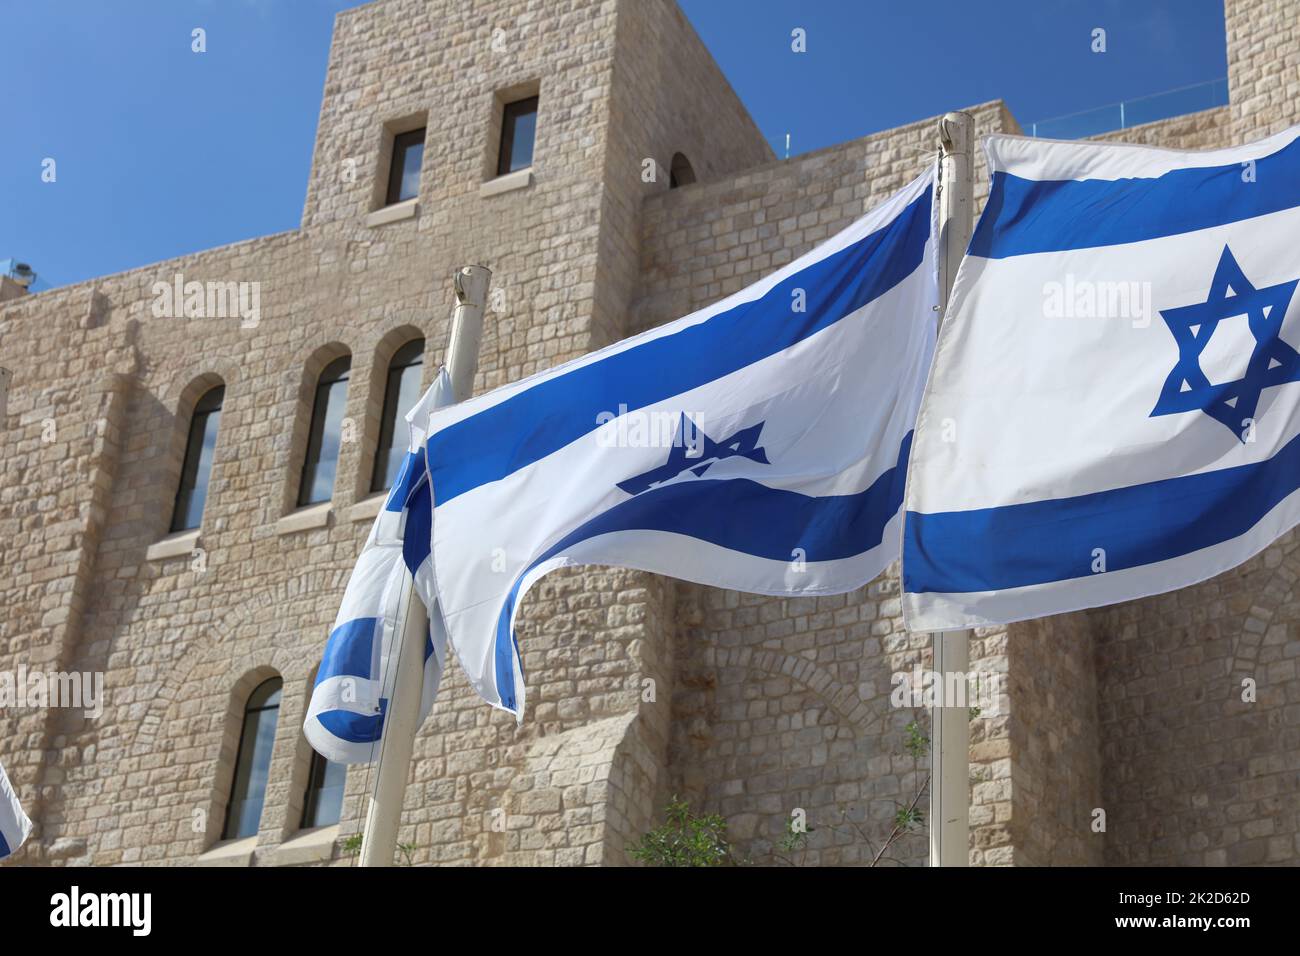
0,0 -> 1296,867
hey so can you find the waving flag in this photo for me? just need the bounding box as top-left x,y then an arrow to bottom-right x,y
305,370 -> 453,764
421,170 -> 937,716
0,760 -> 32,861
904,125 -> 1300,631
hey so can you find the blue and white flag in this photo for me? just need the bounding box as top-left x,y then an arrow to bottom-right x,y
0,759 -> 32,861
304,370 -> 454,764
420,170 -> 937,716
903,125 -> 1300,630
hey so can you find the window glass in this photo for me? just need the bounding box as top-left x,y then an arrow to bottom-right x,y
371,339 -> 424,493
386,128 -> 425,205
171,385 -> 224,532
298,356 -> 351,506
497,97 -> 538,176
301,751 -> 347,829
222,678 -> 282,840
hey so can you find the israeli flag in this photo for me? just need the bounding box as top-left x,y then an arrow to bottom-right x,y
904,126 -> 1300,630
420,171 -> 937,716
0,759 -> 32,861
305,370 -> 453,764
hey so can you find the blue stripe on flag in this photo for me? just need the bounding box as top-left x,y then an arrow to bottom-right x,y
403,474 -> 432,575
491,434 -> 913,709
0,830 -> 10,859
427,187 -> 932,505
385,448 -> 426,513
970,134 -> 1300,259
316,617 -> 377,684
903,431 -> 1300,594
318,701 -> 386,744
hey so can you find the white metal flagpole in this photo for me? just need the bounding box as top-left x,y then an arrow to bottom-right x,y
359,264 -> 491,867
929,112 -> 974,868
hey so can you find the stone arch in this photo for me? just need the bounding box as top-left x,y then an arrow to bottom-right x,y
677,638 -> 922,864
692,644 -> 892,737
161,357 -> 240,412
131,568 -> 347,756
370,323 -> 430,385
298,341 -> 353,397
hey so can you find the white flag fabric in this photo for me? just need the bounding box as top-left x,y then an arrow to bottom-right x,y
0,759 -> 32,861
420,170 -> 937,716
304,370 -> 454,764
903,125 -> 1300,630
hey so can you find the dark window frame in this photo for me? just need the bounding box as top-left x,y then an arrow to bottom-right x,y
496,96 -> 539,176
385,128 -> 426,206
221,678 -> 283,841
370,338 -> 425,493
297,356 -> 352,508
170,385 -> 224,533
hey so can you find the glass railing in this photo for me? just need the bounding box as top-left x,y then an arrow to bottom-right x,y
1028,78 -> 1229,140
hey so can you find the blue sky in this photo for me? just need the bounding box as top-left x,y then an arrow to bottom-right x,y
1,0 -> 1227,291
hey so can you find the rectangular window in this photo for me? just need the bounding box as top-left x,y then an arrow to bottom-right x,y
496,96 -> 538,176
385,128 -> 425,205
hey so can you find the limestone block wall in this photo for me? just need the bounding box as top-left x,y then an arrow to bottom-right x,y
998,616 -> 1104,866
1092,106 -> 1232,148
0,316 -> 140,863
1226,0 -> 1300,141
1089,534 -> 1300,866
669,577 -> 927,865
593,0 -> 773,349
301,0 -> 623,388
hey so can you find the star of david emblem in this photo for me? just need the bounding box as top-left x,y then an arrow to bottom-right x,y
617,414 -> 769,496
1151,245 -> 1300,441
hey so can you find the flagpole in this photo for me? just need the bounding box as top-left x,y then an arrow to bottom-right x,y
930,112 -> 973,868
359,264 -> 491,867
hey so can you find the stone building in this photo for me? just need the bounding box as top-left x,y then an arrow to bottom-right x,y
0,0 -> 1297,867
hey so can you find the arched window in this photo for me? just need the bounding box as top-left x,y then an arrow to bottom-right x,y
222,677 -> 282,841
370,338 -> 424,492
669,152 -> 696,188
298,355 -> 352,507
170,385 -> 224,532
300,751 -> 346,829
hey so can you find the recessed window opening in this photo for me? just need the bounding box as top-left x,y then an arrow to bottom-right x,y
497,96 -> 538,176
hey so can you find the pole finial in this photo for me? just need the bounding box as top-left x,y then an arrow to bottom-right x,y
939,111 -> 974,157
